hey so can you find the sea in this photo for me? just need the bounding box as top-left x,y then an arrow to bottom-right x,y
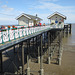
63,24 -> 75,45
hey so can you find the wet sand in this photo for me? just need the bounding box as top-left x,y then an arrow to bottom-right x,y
26,37 -> 75,75
26,24 -> 75,75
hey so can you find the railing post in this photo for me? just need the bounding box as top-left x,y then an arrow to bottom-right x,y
22,29 -> 24,37
14,29 -> 16,40
18,29 -> 20,38
25,27 -> 27,36
1,32 -> 4,44
8,29 -> 10,41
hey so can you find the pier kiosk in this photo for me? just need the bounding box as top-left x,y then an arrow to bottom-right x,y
47,12 -> 66,27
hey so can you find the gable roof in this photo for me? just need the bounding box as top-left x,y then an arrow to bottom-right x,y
16,13 -> 42,20
47,12 -> 66,19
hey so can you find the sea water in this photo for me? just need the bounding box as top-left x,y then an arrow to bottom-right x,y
63,24 -> 75,45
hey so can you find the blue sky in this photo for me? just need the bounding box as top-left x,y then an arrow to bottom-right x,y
0,0 -> 75,25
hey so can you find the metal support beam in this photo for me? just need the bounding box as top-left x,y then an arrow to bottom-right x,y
36,36 -> 37,47
27,40 -> 30,75
69,24 -> 71,34
58,31 -> 62,65
38,46 -> 40,64
33,37 -> 34,53
0,52 -> 3,73
27,55 -> 30,75
13,46 -> 15,53
22,43 -> 25,75
48,31 -> 51,64
40,34 -> 44,75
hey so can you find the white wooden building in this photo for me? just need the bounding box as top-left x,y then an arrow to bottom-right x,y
47,12 -> 66,25
16,13 -> 42,26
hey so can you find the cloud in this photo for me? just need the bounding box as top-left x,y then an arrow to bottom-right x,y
35,2 -> 75,13
38,0 -> 58,2
0,17 -> 15,21
1,5 -> 14,12
0,17 -> 17,25
33,1 -> 75,23
6,1 -> 8,4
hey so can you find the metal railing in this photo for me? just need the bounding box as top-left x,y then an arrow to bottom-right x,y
0,24 -> 64,44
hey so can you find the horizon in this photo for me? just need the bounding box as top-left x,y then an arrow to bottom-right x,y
0,0 -> 75,25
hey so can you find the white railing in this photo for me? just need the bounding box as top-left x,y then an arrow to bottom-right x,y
0,25 -> 50,44
0,25 -> 64,44
50,24 -> 64,28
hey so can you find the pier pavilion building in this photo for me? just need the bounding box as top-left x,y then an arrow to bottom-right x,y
47,12 -> 66,26
16,13 -> 42,26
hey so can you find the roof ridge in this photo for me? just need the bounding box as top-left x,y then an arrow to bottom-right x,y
47,12 -> 66,19
16,13 -> 42,20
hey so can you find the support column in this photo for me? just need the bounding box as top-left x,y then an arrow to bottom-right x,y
13,46 -> 15,53
44,32 -> 45,46
63,29 -> 65,38
40,34 -> 44,75
0,52 -> 3,73
66,25 -> 68,37
22,43 -> 25,75
48,47 -> 50,64
58,31 -> 61,65
28,40 -> 31,62
69,24 -> 71,34
27,40 -> 30,75
48,31 -> 50,64
38,46 -> 40,64
27,55 -> 30,75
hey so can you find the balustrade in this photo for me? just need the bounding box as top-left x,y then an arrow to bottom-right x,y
0,24 -> 63,44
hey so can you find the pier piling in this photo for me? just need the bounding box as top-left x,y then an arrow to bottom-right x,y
0,52 -> 3,73
0,24 -> 72,74
40,34 -> 44,75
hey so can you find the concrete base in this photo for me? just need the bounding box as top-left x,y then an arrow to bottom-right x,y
45,51 -> 47,56
29,59 -> 31,62
19,66 -> 22,74
38,56 -> 40,64
58,58 -> 61,65
48,57 -> 50,64
50,53 -> 52,58
27,67 -> 30,75
15,71 -> 18,74
40,69 -> 44,75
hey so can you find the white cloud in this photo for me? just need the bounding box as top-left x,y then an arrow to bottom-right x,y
6,1 -> 8,4
35,2 -> 75,13
1,5 -> 14,12
33,1 -> 75,23
0,17 -> 15,21
0,17 -> 17,25
38,0 -> 58,2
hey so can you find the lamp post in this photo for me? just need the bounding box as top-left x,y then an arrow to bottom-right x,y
35,14 -> 38,26
36,14 -> 37,20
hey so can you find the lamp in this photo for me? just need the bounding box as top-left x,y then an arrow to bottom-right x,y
36,14 -> 37,21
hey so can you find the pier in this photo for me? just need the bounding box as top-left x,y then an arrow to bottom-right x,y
0,24 -> 71,75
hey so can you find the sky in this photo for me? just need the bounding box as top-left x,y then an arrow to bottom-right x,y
0,0 -> 75,25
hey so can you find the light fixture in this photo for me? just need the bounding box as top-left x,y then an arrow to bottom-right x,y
36,14 -> 38,20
